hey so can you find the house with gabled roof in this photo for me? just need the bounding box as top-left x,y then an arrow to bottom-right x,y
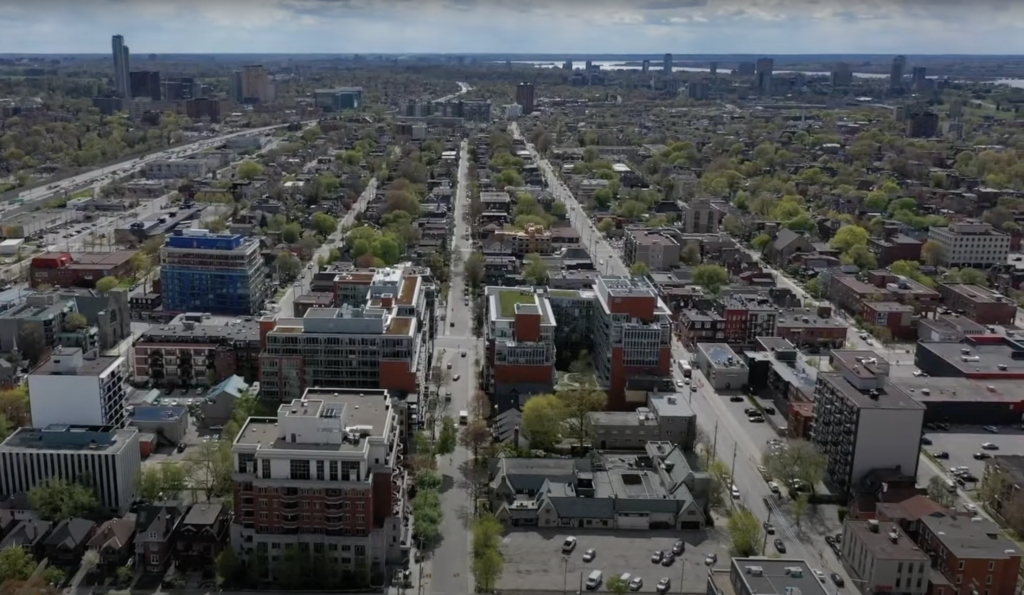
135,501 -> 186,574
174,504 -> 229,570
88,516 -> 136,570
43,518 -> 96,567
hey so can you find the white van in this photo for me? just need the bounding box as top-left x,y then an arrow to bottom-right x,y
585,570 -> 603,590
459,411 -> 468,425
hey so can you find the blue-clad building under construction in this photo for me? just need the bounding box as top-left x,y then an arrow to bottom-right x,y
160,229 -> 268,316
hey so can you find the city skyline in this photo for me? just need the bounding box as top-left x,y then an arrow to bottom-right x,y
0,0 -> 1023,54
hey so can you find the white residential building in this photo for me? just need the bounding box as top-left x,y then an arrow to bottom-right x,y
927,221 -> 1010,269
0,425 -> 141,515
28,347 -> 130,429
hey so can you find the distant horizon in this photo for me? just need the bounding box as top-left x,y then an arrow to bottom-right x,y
2,53 -> 1024,59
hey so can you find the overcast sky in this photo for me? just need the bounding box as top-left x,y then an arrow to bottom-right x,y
1,0 -> 1023,55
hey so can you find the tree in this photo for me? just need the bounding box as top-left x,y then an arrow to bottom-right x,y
598,218 -> 615,234
317,173 -> 340,195
215,547 -> 242,587
130,251 -> 152,281
183,440 -> 233,501
41,567 -> 65,587
412,487 -> 443,548
558,386 -> 607,448
606,576 -> 631,595
459,418 -> 491,459
727,507 -> 763,556
522,253 -> 549,286
281,222 -> 302,243
236,160 -> 263,180
95,276 -> 119,292
681,243 -> 701,265
926,476 -> 956,508
841,245 -> 877,270
629,262 -> 649,277
310,212 -> 338,236
761,439 -> 827,493
276,252 -> 302,279
64,312 -> 88,332
707,459 -> 731,508
521,394 -> 564,450
0,387 -> 29,427
791,493 -> 810,529
136,463 -> 188,501
805,277 -> 824,299
464,252 -> 485,289
921,240 -> 945,266
472,546 -> 504,592
693,264 -> 729,295
28,479 -> 98,521
945,267 -> 989,287
751,234 -> 772,251
829,225 -> 869,253
436,417 -> 458,457
0,546 -> 35,583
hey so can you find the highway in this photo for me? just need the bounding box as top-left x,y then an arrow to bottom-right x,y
275,177 -> 378,317
513,121 -> 856,585
434,82 -> 473,103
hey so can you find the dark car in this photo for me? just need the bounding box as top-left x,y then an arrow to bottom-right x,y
763,406 -> 776,415
831,574 -> 844,587
730,396 -> 744,402
671,540 -> 685,555
974,452 -> 992,460
933,451 -> 950,459
744,408 -> 759,416
774,539 -> 786,553
661,553 -> 675,567
921,436 -> 932,445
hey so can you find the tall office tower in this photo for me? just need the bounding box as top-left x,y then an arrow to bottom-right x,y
756,58 -> 774,95
912,66 -> 927,90
709,61 -> 718,76
228,70 -> 243,102
662,53 -> 673,74
241,64 -> 273,104
111,35 -> 130,97
641,60 -> 650,75
515,82 -> 535,114
129,70 -> 161,100
889,55 -> 906,90
831,62 -> 853,86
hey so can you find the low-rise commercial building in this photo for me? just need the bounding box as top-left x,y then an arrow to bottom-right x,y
915,335 -> 1024,381
775,306 -> 848,348
230,388 -> 406,577
918,515 -> 1021,595
707,557 -> 830,595
587,393 -> 697,451
936,284 -> 1017,326
489,442 -> 708,530
811,351 -> 925,495
29,251 -> 138,289
624,228 -> 681,271
841,520 -> 929,595
127,406 -> 189,444
144,159 -> 211,180
696,343 -> 749,391
719,293 -> 778,346
492,224 -> 553,257
0,425 -> 140,515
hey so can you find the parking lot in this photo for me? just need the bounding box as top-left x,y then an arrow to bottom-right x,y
923,426 -> 1024,486
497,529 -> 730,593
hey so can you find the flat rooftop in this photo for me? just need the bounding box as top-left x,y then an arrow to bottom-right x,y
137,318 -> 259,343
776,309 -> 848,330
487,286 -> 555,323
889,377 -> 1024,403
699,343 -> 746,369
819,372 -> 924,411
846,521 -> 928,560
942,283 -> 1014,305
627,229 -> 678,246
235,389 -> 390,453
918,339 -> 1024,376
0,425 -> 136,454
33,353 -> 121,377
919,515 -> 1020,560
716,558 -> 829,595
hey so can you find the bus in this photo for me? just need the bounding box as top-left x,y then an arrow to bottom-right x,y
678,360 -> 692,378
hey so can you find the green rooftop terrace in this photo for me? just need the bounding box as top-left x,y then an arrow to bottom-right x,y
498,289 -> 536,318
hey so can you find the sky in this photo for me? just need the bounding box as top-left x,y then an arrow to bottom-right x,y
1,0 -> 1024,55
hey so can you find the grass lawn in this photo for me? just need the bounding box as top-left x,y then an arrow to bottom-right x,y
70,188 -> 94,199
498,289 -> 535,317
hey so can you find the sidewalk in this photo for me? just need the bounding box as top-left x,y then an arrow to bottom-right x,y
388,543 -> 430,595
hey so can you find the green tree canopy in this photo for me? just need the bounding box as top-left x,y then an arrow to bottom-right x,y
29,478 -> 98,521
521,394 -> 565,450
693,264 -> 729,295
236,160 -> 264,180
95,276 -> 119,292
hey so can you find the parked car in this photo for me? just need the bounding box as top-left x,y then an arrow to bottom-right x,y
933,451 -> 950,459
831,574 -> 844,587
982,442 -> 999,450
583,549 -> 596,562
730,395 -> 744,402
671,541 -> 685,555
774,539 -> 786,553
651,551 -> 663,563
704,553 -> 718,566
656,578 -> 671,593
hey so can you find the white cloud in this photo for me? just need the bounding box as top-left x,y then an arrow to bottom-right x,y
0,0 -> 1022,53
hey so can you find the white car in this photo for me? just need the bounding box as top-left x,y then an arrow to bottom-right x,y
768,481 -> 780,494
813,570 -> 826,583
964,503 -> 978,513
731,485 -> 741,499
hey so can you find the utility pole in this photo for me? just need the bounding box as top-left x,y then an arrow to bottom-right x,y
710,420 -> 719,464
729,442 -> 738,491
761,508 -> 773,554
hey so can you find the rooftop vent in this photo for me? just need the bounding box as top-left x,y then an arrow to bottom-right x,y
746,566 -> 763,577
785,567 -> 804,578
868,519 -> 880,532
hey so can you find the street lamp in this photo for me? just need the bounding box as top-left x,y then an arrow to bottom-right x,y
562,555 -> 570,595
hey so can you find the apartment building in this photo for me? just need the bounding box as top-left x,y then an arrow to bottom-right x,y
624,228 -> 681,271
29,347 -> 129,429
260,267 -> 427,402
0,425 -> 141,515
679,198 -> 721,234
132,314 -> 261,386
918,515 -> 1021,595
719,293 -> 778,345
545,288 -> 596,370
240,64 -> 275,104
811,351 -> 925,495
591,276 -> 673,410
160,230 -> 268,316
842,520 -> 929,595
493,224 -> 553,257
928,222 -> 1010,269
483,287 -> 557,412
230,389 -> 406,578
775,307 -> 848,348
936,284 -> 1017,325
144,159 -> 211,180
515,82 -> 535,114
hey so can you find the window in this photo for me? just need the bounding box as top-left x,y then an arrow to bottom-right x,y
356,501 -> 365,510
989,562 -> 995,571
986,577 -> 992,586
317,460 -> 325,481
290,459 -> 311,480
149,554 -> 159,565
959,561 -> 965,570
148,532 -> 157,539
895,579 -> 901,589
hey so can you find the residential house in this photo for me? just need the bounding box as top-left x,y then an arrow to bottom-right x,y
918,515 -> 1021,595
43,518 -> 96,568
175,504 -> 229,571
765,229 -> 815,268
0,520 -> 52,556
135,501 -> 186,574
87,517 -> 137,571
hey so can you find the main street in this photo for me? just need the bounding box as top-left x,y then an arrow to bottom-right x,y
423,138 -> 480,595
515,121 -> 855,585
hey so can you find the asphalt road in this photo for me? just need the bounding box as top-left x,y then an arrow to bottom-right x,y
426,138 -> 481,595
276,177 -> 378,317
